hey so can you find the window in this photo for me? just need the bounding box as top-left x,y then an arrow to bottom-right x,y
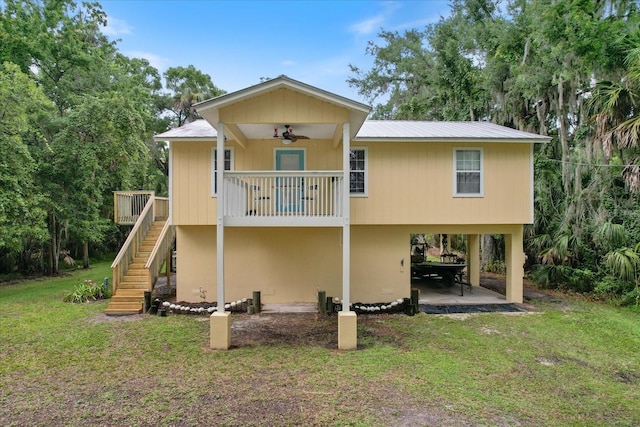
454,148 -> 483,196
211,148 -> 233,196
350,148 -> 367,196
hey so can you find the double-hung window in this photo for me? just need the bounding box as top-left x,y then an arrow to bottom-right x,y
211,147 -> 233,196
454,148 -> 483,196
349,148 -> 367,196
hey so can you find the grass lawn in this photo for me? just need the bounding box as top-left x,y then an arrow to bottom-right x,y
1,262 -> 639,426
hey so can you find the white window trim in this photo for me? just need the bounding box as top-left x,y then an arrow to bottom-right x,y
350,147 -> 368,197
453,147 -> 484,197
211,146 -> 234,197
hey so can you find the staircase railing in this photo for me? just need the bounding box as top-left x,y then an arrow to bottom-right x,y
114,191 -> 154,225
154,197 -> 169,221
111,195 -> 156,295
144,218 -> 175,291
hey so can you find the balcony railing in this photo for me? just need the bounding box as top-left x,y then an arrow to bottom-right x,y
114,191 -> 168,225
223,171 -> 345,226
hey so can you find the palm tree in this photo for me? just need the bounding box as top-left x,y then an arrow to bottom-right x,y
591,33 -> 640,191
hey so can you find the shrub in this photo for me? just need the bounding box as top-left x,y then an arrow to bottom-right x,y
484,259 -> 506,274
565,268 -> 597,293
63,279 -> 111,303
530,264 -> 571,289
594,275 -> 639,307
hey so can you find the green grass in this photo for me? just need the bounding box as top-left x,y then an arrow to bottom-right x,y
1,263 -> 639,426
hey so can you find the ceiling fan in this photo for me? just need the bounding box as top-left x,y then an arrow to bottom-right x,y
273,125 -> 309,144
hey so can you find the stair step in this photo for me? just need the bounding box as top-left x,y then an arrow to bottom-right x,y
112,295 -> 144,303
118,284 -> 150,290
125,269 -> 148,276
105,306 -> 143,316
116,280 -> 149,292
115,289 -> 146,297
107,300 -> 142,308
106,218 -> 169,315
118,287 -> 149,292
120,276 -> 148,283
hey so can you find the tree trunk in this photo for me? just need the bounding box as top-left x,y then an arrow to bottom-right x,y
48,212 -> 63,275
83,240 -> 89,269
481,234 -> 497,270
557,74 -> 571,195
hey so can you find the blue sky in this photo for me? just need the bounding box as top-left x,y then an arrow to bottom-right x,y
100,0 -> 451,103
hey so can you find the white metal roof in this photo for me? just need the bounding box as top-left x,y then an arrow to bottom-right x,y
356,121 -> 550,143
154,120 -> 216,139
155,119 -> 551,143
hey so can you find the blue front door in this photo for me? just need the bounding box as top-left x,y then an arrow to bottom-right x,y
275,149 -> 304,213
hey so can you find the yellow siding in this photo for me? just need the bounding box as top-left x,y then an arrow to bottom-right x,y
173,139 -> 533,226
235,139 -> 341,171
351,142 -> 532,225
171,141 -> 217,225
176,226 -> 342,303
219,88 -> 350,124
172,139 -> 343,225
177,224 -> 524,304
350,226 -> 410,302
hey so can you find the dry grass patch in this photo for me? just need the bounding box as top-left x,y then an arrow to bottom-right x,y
1,263 -> 639,426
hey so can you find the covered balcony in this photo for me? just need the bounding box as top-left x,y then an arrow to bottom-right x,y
223,171 -> 345,226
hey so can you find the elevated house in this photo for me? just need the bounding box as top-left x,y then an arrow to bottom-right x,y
108,76 -> 550,349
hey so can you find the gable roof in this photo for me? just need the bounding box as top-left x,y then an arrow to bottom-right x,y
155,119 -> 551,143
196,75 -> 370,115
193,75 -> 371,140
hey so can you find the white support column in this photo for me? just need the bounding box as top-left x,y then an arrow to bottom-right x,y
339,122 -> 356,351
168,141 -> 173,225
468,234 -> 480,286
341,122 -> 351,311
505,225 -> 524,303
216,123 -> 225,312
211,123 -> 230,350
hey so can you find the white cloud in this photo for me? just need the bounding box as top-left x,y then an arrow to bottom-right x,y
281,59 -> 296,66
348,1 -> 407,35
127,51 -> 170,71
102,16 -> 133,37
390,17 -> 439,32
349,14 -> 385,35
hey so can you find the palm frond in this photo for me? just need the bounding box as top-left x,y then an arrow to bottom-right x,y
604,247 -> 640,283
593,222 -> 628,251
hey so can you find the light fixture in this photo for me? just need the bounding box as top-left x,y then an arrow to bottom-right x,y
272,124 -> 308,144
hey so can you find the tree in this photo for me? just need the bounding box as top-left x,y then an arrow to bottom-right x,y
0,62 -> 49,255
163,65 -> 226,126
349,0 -> 640,300
1,0 -> 165,273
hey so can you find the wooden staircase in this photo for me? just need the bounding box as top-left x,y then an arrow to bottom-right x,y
105,220 -> 165,315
